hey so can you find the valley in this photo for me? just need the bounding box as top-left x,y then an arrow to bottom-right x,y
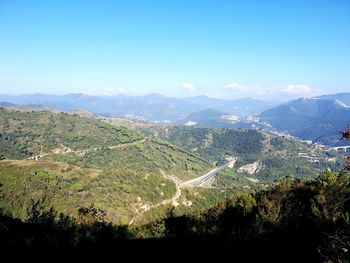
1,1 -> 349,260
0,107 -> 344,226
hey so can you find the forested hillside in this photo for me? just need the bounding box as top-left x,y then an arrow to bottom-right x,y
1,170 -> 349,262
0,109 -> 212,224
0,108 -> 348,262
0,108 -> 143,158
155,126 -> 342,182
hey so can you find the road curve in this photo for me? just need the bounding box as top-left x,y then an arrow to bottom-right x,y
182,157 -> 237,187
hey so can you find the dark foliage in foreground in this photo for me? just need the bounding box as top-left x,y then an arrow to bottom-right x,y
0,171 -> 349,262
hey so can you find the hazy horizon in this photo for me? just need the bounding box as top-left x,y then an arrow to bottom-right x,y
2,90 -> 348,104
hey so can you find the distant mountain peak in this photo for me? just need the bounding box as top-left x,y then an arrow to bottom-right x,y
143,93 -> 165,98
260,94 -> 350,146
191,95 -> 210,99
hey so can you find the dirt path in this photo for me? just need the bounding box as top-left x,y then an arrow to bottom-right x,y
128,158 -> 237,225
159,170 -> 182,207
28,138 -> 147,160
139,170 -> 182,213
128,170 -> 182,225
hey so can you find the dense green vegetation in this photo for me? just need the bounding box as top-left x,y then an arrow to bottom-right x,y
0,108 -> 143,158
0,141 -> 211,224
1,108 -> 349,262
0,109 -> 218,224
0,170 -> 349,262
154,126 -> 342,183
155,126 -> 263,161
212,168 -> 268,191
0,108 -> 344,226
51,138 -> 210,180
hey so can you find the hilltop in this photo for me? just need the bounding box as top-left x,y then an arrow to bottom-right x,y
260,94 -> 350,146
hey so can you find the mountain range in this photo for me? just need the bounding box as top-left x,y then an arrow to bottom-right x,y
0,93 -> 273,122
1,92 -> 350,146
174,93 -> 350,147
183,95 -> 274,116
260,93 -> 350,146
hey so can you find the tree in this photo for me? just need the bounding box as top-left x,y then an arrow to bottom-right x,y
341,127 -> 350,140
341,127 -> 350,170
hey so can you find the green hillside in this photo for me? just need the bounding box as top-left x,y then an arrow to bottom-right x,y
154,126 -> 342,182
1,169 -> 349,262
0,108 -> 344,226
0,108 -> 143,158
0,109 -> 212,224
0,109 -> 348,262
152,126 -> 262,161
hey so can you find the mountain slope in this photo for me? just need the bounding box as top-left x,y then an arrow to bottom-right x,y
260,98 -> 350,146
0,109 -> 212,224
177,109 -> 232,127
153,126 -> 341,182
315,92 -> 350,106
177,108 -> 271,129
0,108 -> 143,158
0,108 -> 343,226
184,95 -> 274,116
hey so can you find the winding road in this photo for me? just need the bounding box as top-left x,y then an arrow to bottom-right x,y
26,140 -> 235,224
128,157 -> 237,225
182,157 -> 237,187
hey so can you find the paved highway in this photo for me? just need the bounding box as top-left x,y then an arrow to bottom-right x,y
183,157 -> 237,187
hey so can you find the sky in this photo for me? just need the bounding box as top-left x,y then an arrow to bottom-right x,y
0,0 -> 349,100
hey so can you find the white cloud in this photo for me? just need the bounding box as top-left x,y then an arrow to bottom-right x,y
181,83 -> 196,91
99,86 -> 124,96
282,84 -> 311,94
281,84 -> 321,96
224,82 -> 247,90
104,86 -> 114,93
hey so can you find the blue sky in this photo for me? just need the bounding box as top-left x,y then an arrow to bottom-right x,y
0,0 -> 349,100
